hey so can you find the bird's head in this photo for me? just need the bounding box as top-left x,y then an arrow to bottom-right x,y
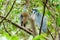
31,8 -> 38,14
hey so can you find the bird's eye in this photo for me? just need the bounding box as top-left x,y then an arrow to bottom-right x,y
32,11 -> 35,13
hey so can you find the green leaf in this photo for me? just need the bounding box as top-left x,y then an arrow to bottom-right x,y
0,0 -> 2,2
56,4 -> 60,11
10,35 -> 19,40
33,34 -> 47,40
56,17 -> 60,26
47,11 -> 51,16
47,22 -> 52,26
0,5 -> 2,9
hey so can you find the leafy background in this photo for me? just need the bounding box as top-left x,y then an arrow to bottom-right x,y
0,0 -> 60,40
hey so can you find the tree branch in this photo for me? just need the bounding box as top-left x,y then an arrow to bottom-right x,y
47,28 -> 54,40
39,0 -> 48,34
0,0 -> 16,24
3,22 -> 11,36
0,16 -> 33,35
29,18 -> 37,37
46,2 -> 55,20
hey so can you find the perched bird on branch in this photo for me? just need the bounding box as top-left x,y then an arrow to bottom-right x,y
20,5 -> 29,27
31,8 -> 47,33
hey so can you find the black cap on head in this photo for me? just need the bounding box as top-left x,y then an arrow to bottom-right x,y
32,8 -> 38,12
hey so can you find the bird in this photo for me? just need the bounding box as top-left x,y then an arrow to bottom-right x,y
31,8 -> 47,33
20,5 -> 29,27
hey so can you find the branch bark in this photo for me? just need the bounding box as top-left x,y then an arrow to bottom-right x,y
3,22 -> 11,36
47,28 -> 54,40
0,16 -> 33,35
29,18 -> 37,37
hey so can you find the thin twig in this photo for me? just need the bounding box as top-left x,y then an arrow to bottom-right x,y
42,0 -> 57,40
39,0 -> 48,34
46,3 -> 55,18
15,29 -> 20,34
3,22 -> 11,36
0,16 -> 33,35
47,28 -> 54,40
0,0 -> 16,24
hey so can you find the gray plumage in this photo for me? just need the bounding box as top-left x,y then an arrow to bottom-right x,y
31,8 -> 47,33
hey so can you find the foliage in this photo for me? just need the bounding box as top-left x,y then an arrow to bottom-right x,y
33,33 -> 47,40
0,0 -> 60,40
